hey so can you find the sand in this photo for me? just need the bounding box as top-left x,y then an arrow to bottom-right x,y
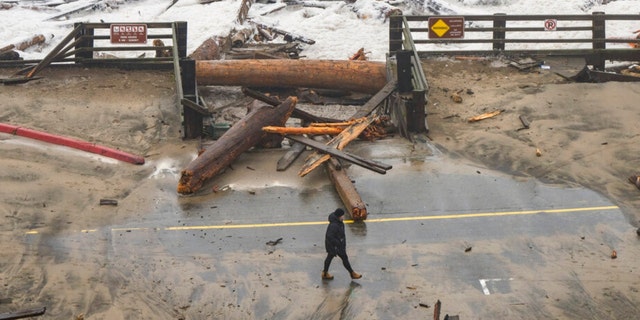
2,58 -> 640,318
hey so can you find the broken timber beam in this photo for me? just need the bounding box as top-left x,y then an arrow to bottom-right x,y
242,87 -> 342,123
196,60 -> 387,94
277,141 -> 306,171
263,126 -> 343,135
326,158 -> 368,220
351,79 -> 397,118
286,134 -> 391,175
178,97 -> 298,194
297,114 -> 379,177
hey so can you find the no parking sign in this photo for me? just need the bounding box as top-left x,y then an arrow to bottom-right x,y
544,19 -> 557,31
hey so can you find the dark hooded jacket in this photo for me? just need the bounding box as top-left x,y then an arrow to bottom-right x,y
324,211 -> 346,255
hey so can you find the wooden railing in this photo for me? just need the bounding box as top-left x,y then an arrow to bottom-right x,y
390,12 -> 640,70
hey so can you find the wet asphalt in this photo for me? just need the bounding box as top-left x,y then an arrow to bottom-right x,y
58,135 -> 638,319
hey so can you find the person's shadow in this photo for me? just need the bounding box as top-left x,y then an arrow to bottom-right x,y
347,220 -> 367,237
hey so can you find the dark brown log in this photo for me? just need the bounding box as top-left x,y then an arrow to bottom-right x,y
326,158 -> 367,220
241,87 -> 342,123
196,60 -> 387,94
178,97 -> 298,194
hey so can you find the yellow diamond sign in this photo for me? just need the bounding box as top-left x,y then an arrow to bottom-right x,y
428,17 -> 465,39
431,19 -> 450,37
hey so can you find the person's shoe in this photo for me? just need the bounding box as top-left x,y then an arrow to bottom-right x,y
350,271 -> 362,279
321,271 -> 334,280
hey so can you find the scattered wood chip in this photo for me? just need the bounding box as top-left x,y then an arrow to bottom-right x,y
468,109 -> 504,122
519,115 -> 530,129
266,237 -> 283,246
536,148 -> 542,157
99,199 -> 118,206
628,175 -> 640,190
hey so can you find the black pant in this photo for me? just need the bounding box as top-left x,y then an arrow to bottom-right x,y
324,251 -> 354,273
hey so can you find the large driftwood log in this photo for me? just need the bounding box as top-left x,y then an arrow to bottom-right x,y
0,34 -> 46,53
326,158 -> 367,220
178,97 -> 298,194
189,36 -> 230,60
196,59 -> 387,94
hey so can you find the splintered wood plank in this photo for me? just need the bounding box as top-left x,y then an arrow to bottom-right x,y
294,114 -> 382,177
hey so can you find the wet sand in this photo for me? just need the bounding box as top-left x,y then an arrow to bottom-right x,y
2,60 -> 640,319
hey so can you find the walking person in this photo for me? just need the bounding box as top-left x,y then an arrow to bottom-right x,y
322,208 -> 362,280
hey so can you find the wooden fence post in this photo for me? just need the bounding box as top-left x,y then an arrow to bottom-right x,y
389,14 -> 404,54
591,11 -> 606,70
493,13 -> 506,51
180,58 -> 203,139
175,21 -> 188,58
396,50 -> 413,94
74,22 -> 93,61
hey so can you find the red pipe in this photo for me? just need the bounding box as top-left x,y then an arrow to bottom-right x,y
0,123 -> 145,165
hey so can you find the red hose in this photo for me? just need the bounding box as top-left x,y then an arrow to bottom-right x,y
0,123 -> 145,165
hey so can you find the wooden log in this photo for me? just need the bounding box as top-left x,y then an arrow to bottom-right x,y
287,134 -> 390,175
231,28 -> 254,48
241,87 -> 344,123
196,59 -> 387,94
189,36 -> 230,60
326,158 -> 367,220
1,34 -> 46,53
263,126 -> 343,135
237,0 -> 252,23
297,114 -> 379,177
178,97 -> 298,194
249,21 -> 316,44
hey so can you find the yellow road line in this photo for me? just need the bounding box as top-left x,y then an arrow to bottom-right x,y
24,205 -> 619,234
163,205 -> 620,231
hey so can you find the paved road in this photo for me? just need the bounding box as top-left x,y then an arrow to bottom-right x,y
21,137 -> 639,319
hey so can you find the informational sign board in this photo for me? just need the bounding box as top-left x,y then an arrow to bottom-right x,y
428,17 -> 465,39
544,19 -> 557,31
110,24 -> 147,44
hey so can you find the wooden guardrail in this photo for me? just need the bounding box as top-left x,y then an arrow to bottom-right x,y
390,12 -> 640,70
0,21 -> 206,139
388,15 -> 430,135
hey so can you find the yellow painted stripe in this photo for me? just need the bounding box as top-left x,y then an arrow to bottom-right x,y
163,205 -> 619,231
23,205 -> 619,234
